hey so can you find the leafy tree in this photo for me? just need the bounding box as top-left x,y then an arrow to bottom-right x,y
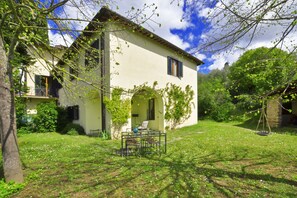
0,0 -> 72,183
12,43 -> 35,129
12,43 -> 34,95
0,0 -> 159,183
198,68 -> 234,121
228,47 -> 297,111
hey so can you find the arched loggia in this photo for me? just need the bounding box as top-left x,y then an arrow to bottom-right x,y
131,89 -> 164,132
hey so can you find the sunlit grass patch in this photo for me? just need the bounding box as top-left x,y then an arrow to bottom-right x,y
1,120 -> 297,197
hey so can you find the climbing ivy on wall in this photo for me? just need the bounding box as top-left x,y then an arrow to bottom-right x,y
164,83 -> 194,129
104,82 -> 194,131
103,88 -> 131,128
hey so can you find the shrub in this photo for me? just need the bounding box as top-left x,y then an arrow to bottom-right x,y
17,126 -> 33,135
33,101 -> 58,132
56,107 -> 71,133
15,97 -> 27,128
16,114 -> 35,133
67,128 -> 79,136
61,123 -> 85,135
101,130 -> 111,140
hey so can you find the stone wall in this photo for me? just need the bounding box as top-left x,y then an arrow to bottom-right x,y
267,98 -> 282,128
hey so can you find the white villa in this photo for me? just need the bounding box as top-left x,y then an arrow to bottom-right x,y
57,7 -> 203,138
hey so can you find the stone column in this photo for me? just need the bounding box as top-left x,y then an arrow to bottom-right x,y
267,98 -> 282,128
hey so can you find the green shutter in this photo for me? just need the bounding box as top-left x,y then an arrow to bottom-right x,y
35,75 -> 41,87
178,61 -> 183,77
167,57 -> 172,75
67,106 -> 74,120
74,105 -> 79,120
92,39 -> 100,64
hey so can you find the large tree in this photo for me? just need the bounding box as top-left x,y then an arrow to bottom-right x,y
228,47 -> 297,110
0,0 -> 74,183
1,0 -> 156,183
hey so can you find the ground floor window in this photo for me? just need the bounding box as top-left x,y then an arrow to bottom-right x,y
147,98 -> 155,120
68,105 -> 79,120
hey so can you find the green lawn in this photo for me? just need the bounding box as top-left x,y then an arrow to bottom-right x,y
3,120 -> 297,197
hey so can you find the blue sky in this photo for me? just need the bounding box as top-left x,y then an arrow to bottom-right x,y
170,12 -> 211,73
48,0 -> 297,74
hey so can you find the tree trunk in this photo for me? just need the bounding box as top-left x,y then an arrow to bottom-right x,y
0,36 -> 24,183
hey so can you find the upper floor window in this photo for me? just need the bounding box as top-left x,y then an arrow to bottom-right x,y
167,57 -> 183,78
69,67 -> 78,81
85,37 -> 105,70
35,75 -> 52,97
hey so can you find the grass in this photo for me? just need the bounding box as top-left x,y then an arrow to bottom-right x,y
1,120 -> 297,197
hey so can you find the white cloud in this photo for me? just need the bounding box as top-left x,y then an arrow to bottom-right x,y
168,34 -> 190,50
191,0 -> 297,71
49,0 -> 191,50
194,52 -> 207,61
207,50 -> 243,70
48,0 -> 105,46
113,0 -> 191,49
48,29 -> 73,47
188,33 -> 195,42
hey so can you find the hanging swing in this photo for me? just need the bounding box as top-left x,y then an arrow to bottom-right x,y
256,98 -> 271,136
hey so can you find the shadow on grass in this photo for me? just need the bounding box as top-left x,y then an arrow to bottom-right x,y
57,148 -> 296,196
235,117 -> 259,130
236,117 -> 297,136
143,151 -> 297,197
15,139 -> 297,197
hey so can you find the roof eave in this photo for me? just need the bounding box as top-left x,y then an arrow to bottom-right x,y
95,7 -> 203,66
60,7 -> 204,66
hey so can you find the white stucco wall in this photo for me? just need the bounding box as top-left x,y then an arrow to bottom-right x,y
58,85 -> 102,134
58,48 -> 102,134
26,47 -> 63,96
26,52 -> 51,96
107,25 -> 198,130
21,47 -> 65,118
25,98 -> 57,115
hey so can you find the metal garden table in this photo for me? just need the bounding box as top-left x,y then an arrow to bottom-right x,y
121,130 -> 167,156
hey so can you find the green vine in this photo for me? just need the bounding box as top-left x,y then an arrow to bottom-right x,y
104,82 -> 194,131
129,81 -> 160,97
164,83 -> 194,129
103,88 -> 131,128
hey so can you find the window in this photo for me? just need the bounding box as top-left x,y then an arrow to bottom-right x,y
69,67 -> 78,81
85,39 -> 100,70
147,98 -> 155,120
68,105 -> 79,120
167,57 -> 183,78
35,75 -> 52,96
